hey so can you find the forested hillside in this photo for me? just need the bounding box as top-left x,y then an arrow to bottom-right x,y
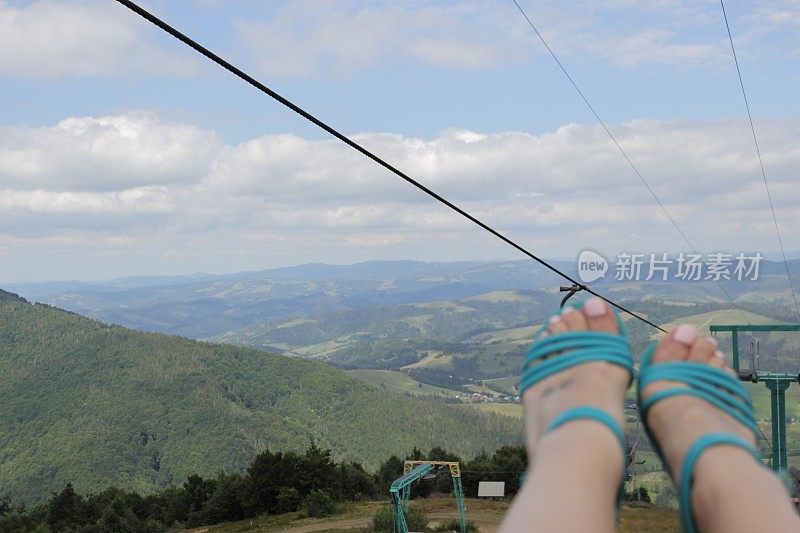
0,290 -> 521,504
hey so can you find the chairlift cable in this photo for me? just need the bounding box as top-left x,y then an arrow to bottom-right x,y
511,0 -> 752,326
114,0 -> 666,333
719,0 -> 800,319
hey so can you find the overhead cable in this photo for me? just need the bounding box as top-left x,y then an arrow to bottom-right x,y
114,0 -> 665,332
511,0 -> 752,325
719,0 -> 800,319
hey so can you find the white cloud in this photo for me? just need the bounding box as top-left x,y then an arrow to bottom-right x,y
234,0 -> 529,77
2,0 -> 797,82
585,30 -> 727,68
0,186 -> 172,214
236,0 -> 800,79
1,112 -> 799,281
230,0 -> 746,77
0,113 -> 219,191
0,0 -> 194,78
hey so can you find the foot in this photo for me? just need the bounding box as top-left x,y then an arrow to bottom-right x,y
523,297 -> 630,456
640,324 -> 756,479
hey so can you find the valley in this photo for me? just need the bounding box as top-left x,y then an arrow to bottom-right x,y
3,259 -> 800,511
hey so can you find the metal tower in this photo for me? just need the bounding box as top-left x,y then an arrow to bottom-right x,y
710,324 -> 800,471
389,460 -> 468,533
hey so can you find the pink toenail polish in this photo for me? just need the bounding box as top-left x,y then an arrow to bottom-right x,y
561,306 -> 576,315
715,350 -> 725,359
540,331 -> 550,339
673,324 -> 697,345
706,336 -> 718,348
585,297 -> 606,317
549,315 -> 561,325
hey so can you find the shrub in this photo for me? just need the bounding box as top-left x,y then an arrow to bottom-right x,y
372,505 -> 394,533
624,486 -> 651,503
302,489 -> 335,518
276,487 -> 302,514
372,504 -> 428,533
655,485 -> 677,508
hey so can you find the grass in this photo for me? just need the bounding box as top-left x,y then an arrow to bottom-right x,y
619,502 -> 679,532
484,376 -> 518,395
466,324 -> 538,344
413,301 -> 475,313
401,351 -> 454,370
747,382 -> 800,420
201,497 -> 679,532
462,291 -> 537,303
204,501 -> 384,532
346,369 -> 462,398
289,336 -> 354,358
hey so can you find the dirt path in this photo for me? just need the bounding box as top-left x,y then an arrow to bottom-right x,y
278,516 -> 373,533
186,497 -> 677,532
276,513 -> 502,533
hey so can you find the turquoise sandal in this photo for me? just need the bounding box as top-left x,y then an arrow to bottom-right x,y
519,304 -> 634,499
637,343 -> 763,533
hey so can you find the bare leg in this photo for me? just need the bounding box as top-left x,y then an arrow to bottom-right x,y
641,325 -> 800,532
500,298 -> 629,533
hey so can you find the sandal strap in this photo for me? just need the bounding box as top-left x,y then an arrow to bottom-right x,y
679,433 -> 761,533
638,343 -> 759,437
521,333 -> 633,394
520,309 -> 634,396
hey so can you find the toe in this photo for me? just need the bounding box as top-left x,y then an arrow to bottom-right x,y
707,349 -> 726,369
548,314 -> 568,334
583,296 -> 619,334
652,324 -> 697,363
687,336 -> 716,363
560,306 -> 587,331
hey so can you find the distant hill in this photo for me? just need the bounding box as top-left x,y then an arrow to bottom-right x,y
217,289 -> 562,370
8,259 -> 798,343
5,260 -> 570,338
0,290 -> 521,504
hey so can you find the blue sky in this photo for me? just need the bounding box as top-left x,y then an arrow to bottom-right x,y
1,0 -> 799,282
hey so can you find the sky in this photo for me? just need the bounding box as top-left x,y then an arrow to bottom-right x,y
1,0 -> 799,282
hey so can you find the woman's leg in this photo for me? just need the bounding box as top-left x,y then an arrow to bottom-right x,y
500,298 -> 629,533
641,324 -> 800,532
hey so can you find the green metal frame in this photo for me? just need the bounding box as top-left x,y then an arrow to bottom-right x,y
766,379 -> 792,471
710,324 -> 800,471
389,461 -> 468,533
390,464 -> 434,533
709,324 -> 800,373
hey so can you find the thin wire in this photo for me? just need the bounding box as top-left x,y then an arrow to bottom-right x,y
114,0 -> 666,333
511,0 -> 751,326
756,424 -> 771,453
720,0 -> 800,320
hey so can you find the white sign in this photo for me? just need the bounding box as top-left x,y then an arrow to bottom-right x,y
478,481 -> 505,498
